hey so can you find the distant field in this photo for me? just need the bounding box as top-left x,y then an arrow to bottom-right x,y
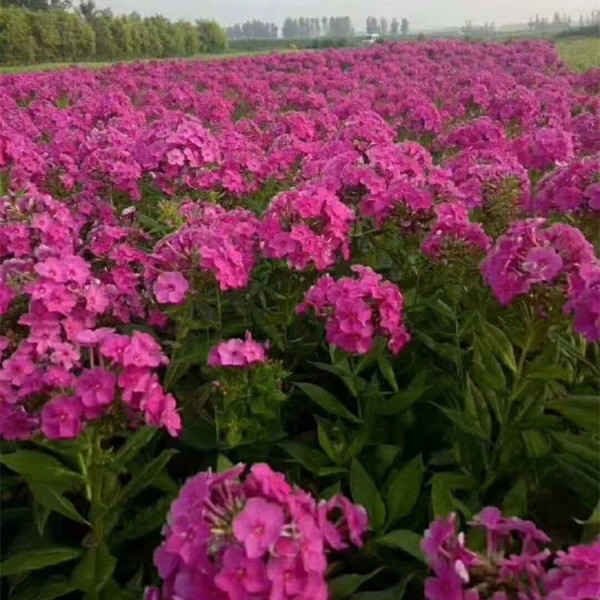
1,38 -> 598,75
556,38 -> 600,71
0,49 -> 296,74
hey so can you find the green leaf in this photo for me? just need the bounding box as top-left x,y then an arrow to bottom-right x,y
526,364 -> 572,381
582,499 -> 600,543
216,454 -> 235,473
350,459 -> 386,533
112,497 -> 173,545
502,477 -> 528,517
33,502 -> 51,537
316,419 -> 340,465
375,529 -> 425,562
548,396 -> 600,433
9,576 -> 78,600
372,375 -> 427,416
329,568 -> 383,599
0,547 -> 82,576
30,483 -> 89,526
351,576 -> 412,600
0,451 -> 83,487
296,382 -> 360,423
109,449 -> 177,510
377,356 -> 398,392
385,455 -> 424,525
111,428 -> 157,471
431,476 -> 455,518
280,441 -> 329,474
472,340 -> 505,392
73,541 -> 116,594
435,406 -> 488,441
479,321 -> 517,373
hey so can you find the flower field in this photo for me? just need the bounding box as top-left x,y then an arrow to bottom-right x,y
0,40 -> 599,599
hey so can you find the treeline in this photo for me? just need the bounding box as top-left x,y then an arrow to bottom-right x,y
282,16 -> 353,39
527,10 -> 599,33
0,1 -> 227,64
365,16 -> 409,36
226,20 -> 278,40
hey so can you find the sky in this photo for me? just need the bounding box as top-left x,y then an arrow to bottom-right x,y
105,0 -> 598,30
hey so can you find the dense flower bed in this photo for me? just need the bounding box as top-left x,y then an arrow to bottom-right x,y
0,40 -> 598,599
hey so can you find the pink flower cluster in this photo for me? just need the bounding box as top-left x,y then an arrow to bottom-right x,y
154,203 -> 260,291
422,203 -> 492,260
297,266 -> 410,355
0,194 -> 181,440
482,219 -> 600,340
531,153 -> 600,217
422,508 -> 599,600
146,463 -> 368,600
207,332 -> 268,369
260,184 -> 356,271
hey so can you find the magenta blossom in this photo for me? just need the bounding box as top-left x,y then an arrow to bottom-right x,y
153,272 -> 189,305
207,332 -> 268,369
40,396 -> 84,440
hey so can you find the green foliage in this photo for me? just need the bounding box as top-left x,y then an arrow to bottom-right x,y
0,427 -> 175,598
0,5 -> 227,64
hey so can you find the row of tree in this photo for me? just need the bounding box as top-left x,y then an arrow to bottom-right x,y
527,10 -> 600,32
281,16 -> 353,39
226,20 -> 278,39
365,16 -> 409,36
0,1 -> 227,64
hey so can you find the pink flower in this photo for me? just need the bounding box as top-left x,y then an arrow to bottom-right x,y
122,332 -> 168,368
548,541 -> 600,600
214,547 -> 268,600
207,332 -> 268,369
153,272 -> 189,305
76,368 -> 117,409
233,497 -> 285,558
40,396 -> 84,440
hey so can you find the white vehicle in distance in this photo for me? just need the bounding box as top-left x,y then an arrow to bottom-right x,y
364,33 -> 381,45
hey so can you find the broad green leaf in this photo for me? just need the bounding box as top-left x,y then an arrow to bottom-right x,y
377,356 -> 398,392
109,449 -> 177,510
316,419 -> 340,465
111,428 -> 157,471
296,382 -> 360,423
582,499 -> 600,543
179,416 -> 218,451
385,455 -> 424,525
311,362 -> 365,397
0,547 -> 82,576
372,377 -> 427,416
431,476 -> 455,518
329,568 -> 383,599
375,529 -> 425,562
216,454 -> 235,473
526,364 -> 572,381
479,321 -> 517,373
522,430 -> 550,458
351,576 -> 412,600
502,477 -> 528,517
30,483 -> 89,526
350,459 -> 386,533
112,497 -> 173,545
9,576 -> 78,600
548,396 -> 600,433
73,541 -> 116,594
33,502 -> 50,537
472,340 -> 505,392
435,406 -> 488,441
0,451 -> 83,487
465,378 -> 491,439
280,441 -> 329,474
